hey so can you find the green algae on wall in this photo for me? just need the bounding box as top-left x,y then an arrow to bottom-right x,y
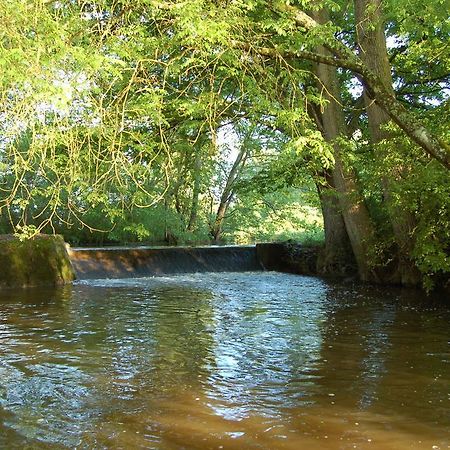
0,234 -> 75,289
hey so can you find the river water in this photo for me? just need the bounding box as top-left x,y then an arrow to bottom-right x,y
0,272 -> 449,449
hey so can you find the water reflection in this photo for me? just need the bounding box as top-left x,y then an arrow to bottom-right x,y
0,286 -> 94,447
0,273 -> 449,449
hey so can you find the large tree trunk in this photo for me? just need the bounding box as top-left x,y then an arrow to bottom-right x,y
312,9 -> 378,282
354,0 -> 421,286
316,174 -> 356,277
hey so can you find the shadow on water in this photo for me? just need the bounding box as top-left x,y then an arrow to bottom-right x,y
0,273 -> 449,449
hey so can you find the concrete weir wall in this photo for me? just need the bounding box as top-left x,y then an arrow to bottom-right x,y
0,237 -> 319,288
68,245 -> 263,279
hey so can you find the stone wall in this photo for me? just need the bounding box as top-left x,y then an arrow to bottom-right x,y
256,242 -> 320,275
0,235 -> 75,289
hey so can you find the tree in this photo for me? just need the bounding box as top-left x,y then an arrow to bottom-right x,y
309,9 -> 377,281
211,126 -> 252,242
1,0 -> 448,287
354,0 -> 422,285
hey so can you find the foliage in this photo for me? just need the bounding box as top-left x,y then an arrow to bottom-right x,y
0,0 -> 448,288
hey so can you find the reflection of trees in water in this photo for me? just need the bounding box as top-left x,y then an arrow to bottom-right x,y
70,283 -> 218,446
0,285 -> 94,447
98,284 -> 217,448
373,289 -> 450,426
148,285 -> 216,393
316,284 -> 450,426
2,276 -> 449,447
0,283 -> 218,446
316,285 -> 398,411
74,284 -> 217,396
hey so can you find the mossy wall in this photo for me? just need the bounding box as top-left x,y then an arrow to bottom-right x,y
256,242 -> 320,275
0,234 -> 75,289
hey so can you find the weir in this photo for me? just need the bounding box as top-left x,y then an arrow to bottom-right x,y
68,245 -> 263,279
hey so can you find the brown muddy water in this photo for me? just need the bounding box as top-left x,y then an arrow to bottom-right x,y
0,272 -> 449,449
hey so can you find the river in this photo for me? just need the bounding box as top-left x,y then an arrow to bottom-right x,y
0,272 -> 449,449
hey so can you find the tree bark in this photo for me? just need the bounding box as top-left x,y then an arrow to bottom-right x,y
354,0 -> 421,286
312,9 -> 378,282
316,174 -> 356,277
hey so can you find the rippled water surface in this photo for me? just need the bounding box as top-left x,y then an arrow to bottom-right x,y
0,272 -> 449,449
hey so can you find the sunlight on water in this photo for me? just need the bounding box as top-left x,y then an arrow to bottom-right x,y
0,272 -> 449,449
